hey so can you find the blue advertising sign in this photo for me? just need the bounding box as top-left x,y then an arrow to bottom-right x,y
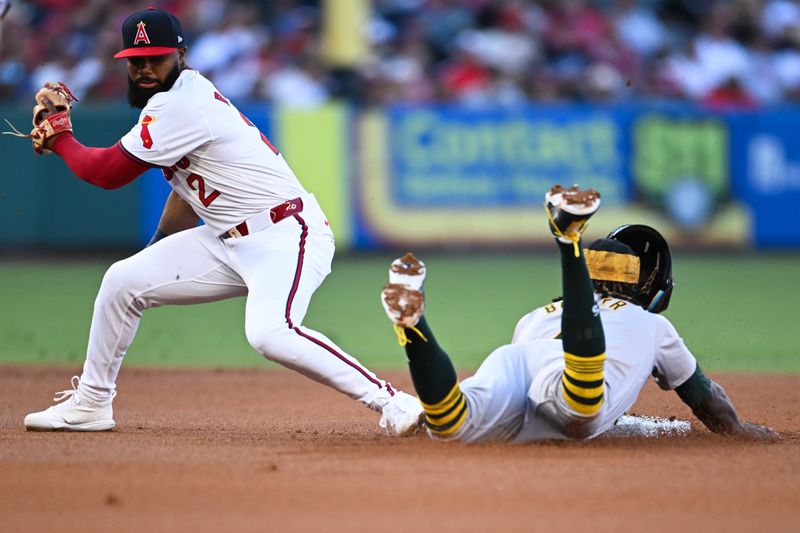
355,105 -> 751,249
731,110 -> 800,247
386,106 -> 631,207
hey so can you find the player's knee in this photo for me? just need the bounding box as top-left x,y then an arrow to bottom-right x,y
96,259 -> 150,310
98,260 -> 134,300
245,322 -> 292,362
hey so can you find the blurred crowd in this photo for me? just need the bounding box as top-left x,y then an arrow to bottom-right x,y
2,0 -> 800,109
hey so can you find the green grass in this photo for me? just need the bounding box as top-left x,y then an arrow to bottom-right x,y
1,253 -> 798,372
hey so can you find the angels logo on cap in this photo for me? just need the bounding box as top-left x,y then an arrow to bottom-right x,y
114,8 -> 185,59
133,22 -> 151,45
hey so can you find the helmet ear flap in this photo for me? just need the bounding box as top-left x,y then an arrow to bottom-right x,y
606,224 -> 674,314
647,287 -> 673,314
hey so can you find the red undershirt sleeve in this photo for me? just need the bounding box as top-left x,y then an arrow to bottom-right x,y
50,132 -> 152,190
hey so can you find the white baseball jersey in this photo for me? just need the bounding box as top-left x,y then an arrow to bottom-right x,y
453,297 -> 697,443
120,69 -> 307,235
77,68 -> 404,427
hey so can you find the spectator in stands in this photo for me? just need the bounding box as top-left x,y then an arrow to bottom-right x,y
1,0 -> 799,107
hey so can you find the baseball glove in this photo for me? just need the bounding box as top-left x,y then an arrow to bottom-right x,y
3,81 -> 79,154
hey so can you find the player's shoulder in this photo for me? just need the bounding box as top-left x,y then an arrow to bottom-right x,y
650,312 -> 680,334
176,69 -> 214,93
141,70 -> 209,113
521,301 -> 562,326
538,300 -> 563,315
616,304 -> 681,341
512,303 -> 557,343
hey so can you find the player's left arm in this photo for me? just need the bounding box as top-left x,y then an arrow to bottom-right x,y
653,315 -> 778,441
146,190 -> 199,246
674,365 -> 780,441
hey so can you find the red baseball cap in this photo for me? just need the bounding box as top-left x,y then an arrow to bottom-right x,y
114,8 -> 186,59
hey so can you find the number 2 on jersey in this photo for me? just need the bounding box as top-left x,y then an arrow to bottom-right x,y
162,157 -> 221,207
186,173 -> 221,207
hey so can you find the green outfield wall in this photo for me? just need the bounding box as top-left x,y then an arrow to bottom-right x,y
1,105 -> 142,248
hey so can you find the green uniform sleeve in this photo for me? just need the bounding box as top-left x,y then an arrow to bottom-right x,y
674,364 -> 712,410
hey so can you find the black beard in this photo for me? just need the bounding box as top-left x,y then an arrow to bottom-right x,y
127,62 -> 182,109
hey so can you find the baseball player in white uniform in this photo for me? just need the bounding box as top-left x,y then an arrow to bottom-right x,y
23,8 -> 424,436
381,185 -> 778,442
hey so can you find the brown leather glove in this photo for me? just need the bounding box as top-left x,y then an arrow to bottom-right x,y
30,82 -> 79,154
3,81 -> 79,154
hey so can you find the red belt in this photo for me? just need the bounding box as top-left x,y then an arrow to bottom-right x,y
222,197 -> 304,239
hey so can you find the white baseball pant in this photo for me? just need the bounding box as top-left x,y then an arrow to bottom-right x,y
78,195 -> 393,409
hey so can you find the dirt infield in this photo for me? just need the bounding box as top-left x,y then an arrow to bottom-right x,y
1,366 -> 797,533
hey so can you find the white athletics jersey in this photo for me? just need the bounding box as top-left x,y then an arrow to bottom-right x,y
509,296 -> 697,440
120,70 -> 307,235
451,297 -> 699,443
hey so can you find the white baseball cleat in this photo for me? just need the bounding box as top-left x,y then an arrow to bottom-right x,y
24,376 -> 116,431
379,390 -> 425,437
544,184 -> 601,244
388,252 -> 426,290
381,252 -> 426,329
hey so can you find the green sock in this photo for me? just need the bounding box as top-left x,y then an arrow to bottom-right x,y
556,239 -> 606,416
402,315 -> 457,405
402,315 -> 467,437
557,240 -> 605,357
